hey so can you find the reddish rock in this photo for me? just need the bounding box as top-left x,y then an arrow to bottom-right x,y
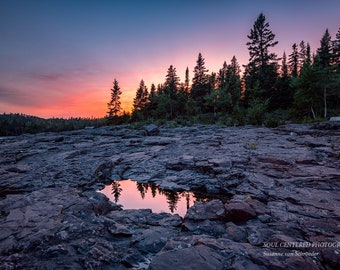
225,201 -> 256,223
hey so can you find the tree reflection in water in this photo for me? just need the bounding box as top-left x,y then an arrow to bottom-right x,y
109,179 -> 213,214
111,181 -> 122,203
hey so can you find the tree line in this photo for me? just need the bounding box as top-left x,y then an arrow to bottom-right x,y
0,113 -> 106,136
108,13 -> 340,126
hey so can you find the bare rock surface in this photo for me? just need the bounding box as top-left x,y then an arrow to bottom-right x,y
0,123 -> 339,269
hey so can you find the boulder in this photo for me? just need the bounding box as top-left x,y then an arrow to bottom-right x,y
184,200 -> 226,221
225,201 -> 256,223
143,124 -> 160,136
329,116 -> 340,121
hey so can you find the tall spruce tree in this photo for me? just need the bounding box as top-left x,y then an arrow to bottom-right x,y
316,29 -> 332,68
184,67 -> 190,93
225,56 -> 242,108
164,65 -> 180,96
274,52 -> 292,109
244,13 -> 279,108
288,43 -> 299,77
145,83 -> 158,117
164,65 -> 180,118
133,79 -> 149,119
107,78 -> 122,117
217,61 -> 228,89
332,28 -> 340,70
191,53 -> 210,112
299,41 -> 307,67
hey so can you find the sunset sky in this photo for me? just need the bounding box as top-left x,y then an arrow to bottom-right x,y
1,0 -> 339,118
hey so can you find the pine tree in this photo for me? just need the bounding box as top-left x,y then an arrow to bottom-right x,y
191,52 -> 210,112
317,29 -> 332,68
164,65 -> 180,97
225,56 -> 242,108
149,83 -> 156,99
145,83 -> 158,117
246,13 -> 278,66
332,28 -> 340,70
133,79 -> 149,113
107,78 -> 122,117
217,61 -> 228,89
184,67 -> 190,93
274,52 -> 292,109
298,41 -> 305,66
281,52 -> 289,78
163,65 -> 180,118
288,43 -> 299,77
244,13 -> 279,108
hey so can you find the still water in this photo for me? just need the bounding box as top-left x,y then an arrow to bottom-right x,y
99,179 -> 213,217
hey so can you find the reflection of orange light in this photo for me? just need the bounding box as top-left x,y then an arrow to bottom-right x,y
99,179 -> 196,217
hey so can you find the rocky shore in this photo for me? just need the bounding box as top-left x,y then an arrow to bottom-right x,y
0,122 -> 339,269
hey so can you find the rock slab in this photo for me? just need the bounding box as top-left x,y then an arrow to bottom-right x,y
0,124 -> 339,269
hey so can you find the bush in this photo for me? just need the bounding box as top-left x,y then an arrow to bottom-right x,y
264,110 -> 287,128
232,105 -> 246,126
246,98 -> 269,125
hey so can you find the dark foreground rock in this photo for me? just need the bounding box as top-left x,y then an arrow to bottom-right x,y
0,123 -> 339,269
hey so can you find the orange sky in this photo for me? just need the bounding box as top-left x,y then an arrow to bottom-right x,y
1,1 -> 339,119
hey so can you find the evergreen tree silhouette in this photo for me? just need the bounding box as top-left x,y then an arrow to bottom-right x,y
107,79 -> 122,117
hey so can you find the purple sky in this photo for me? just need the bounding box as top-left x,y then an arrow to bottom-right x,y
1,0 -> 339,118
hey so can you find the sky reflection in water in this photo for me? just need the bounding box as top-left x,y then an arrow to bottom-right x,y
99,179 -> 211,217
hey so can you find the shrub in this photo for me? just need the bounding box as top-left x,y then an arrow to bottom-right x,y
246,98 -> 269,125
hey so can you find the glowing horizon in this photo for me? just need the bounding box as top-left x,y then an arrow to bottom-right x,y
1,1 -> 339,118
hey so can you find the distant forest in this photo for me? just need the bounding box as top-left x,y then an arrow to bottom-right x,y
108,13 -> 340,126
0,114 -> 105,136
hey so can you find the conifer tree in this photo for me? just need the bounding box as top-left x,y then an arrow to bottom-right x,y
288,43 -> 299,77
184,67 -> 190,93
164,65 -> 180,96
226,56 -> 242,106
163,65 -> 180,118
149,83 -> 156,99
107,78 -> 122,117
299,41 -> 307,68
332,28 -> 340,70
274,52 -> 292,109
217,61 -> 228,89
281,52 -> 289,78
191,52 -> 210,112
244,13 -> 279,108
316,29 -> 332,68
133,79 -> 149,113
146,83 -> 158,117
